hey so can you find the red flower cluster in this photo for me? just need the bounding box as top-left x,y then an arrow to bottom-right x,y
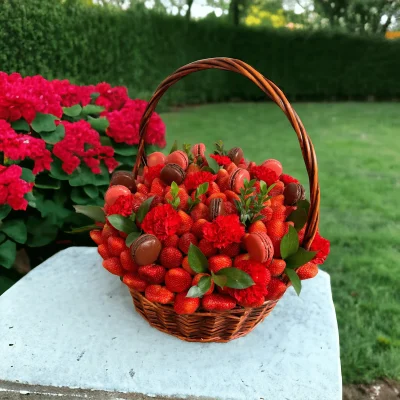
280,174 -> 299,185
105,194 -> 136,217
184,171 -> 216,192
250,165 -> 279,186
0,164 -> 33,210
209,154 -> 232,166
95,83 -> 128,111
310,231 -> 331,265
203,215 -> 245,249
51,80 -> 93,108
144,164 -> 164,185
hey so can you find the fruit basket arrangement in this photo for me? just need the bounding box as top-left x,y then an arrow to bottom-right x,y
81,58 -> 330,343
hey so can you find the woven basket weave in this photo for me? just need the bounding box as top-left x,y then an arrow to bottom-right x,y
129,57 -> 320,343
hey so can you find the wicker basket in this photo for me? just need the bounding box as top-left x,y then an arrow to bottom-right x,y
129,57 -> 320,343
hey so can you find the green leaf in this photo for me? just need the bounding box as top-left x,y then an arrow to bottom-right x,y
11,119 -> 30,132
65,224 -> 98,234
0,219 -> 27,244
50,158 -> 75,181
170,181 -> 179,196
0,233 -> 6,244
188,243 -> 208,273
212,273 -> 228,288
26,216 -> 58,247
74,205 -> 105,223
68,164 -> 109,187
186,276 -> 211,298
146,144 -> 162,154
25,192 -> 37,208
81,105 -> 105,116
297,199 -> 310,215
108,214 -> 138,234
0,240 -> 16,269
71,187 -> 92,205
206,155 -> 219,174
286,208 -> 308,232
100,136 -> 112,146
169,140 -> 178,154
201,166 -> 215,173
285,268 -> 302,296
35,197 -> 72,227
0,205 -> 12,221
83,185 -> 99,199
136,196 -> 155,223
197,182 -> 209,195
21,168 -> 35,182
280,225 -> 299,260
31,112 -> 58,133
113,142 -> 138,156
126,231 -> 141,247
87,116 -> 109,133
259,180 -> 267,194
39,124 -> 65,144
62,104 -> 82,117
34,174 -> 61,189
215,267 -> 254,289
0,276 -> 15,295
285,248 -> 317,270
90,92 -> 100,101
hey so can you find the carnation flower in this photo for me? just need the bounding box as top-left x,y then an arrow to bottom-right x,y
184,171 -> 216,192
95,82 -> 128,111
310,231 -> 330,265
280,174 -> 299,185
51,79 -> 93,107
144,164 -> 164,185
202,214 -> 245,249
105,194 -> 136,217
141,204 -> 181,240
250,165 -> 279,186
209,154 -> 231,166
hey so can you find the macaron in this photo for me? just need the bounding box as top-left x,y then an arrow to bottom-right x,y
229,168 -> 250,194
245,232 -> 274,264
160,163 -> 186,186
191,143 -> 206,158
227,147 -> 244,165
131,234 -> 162,266
105,185 -> 132,206
283,183 -> 306,206
110,170 -> 137,192
166,150 -> 189,170
209,198 -> 225,220
147,152 -> 166,167
262,159 -> 283,177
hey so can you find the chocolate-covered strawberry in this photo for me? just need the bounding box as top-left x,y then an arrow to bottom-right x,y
283,182 -> 305,206
160,163 -> 186,186
131,234 -> 162,266
227,147 -> 244,165
110,170 -> 137,192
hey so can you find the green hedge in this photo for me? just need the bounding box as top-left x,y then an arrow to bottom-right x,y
1,0 -> 399,103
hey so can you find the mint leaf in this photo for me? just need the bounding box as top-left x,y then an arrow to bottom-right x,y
280,225 -> 299,259
215,267 -> 254,289
169,140 -> 178,154
31,112 -> 58,133
188,244 -> 208,273
285,268 -> 301,295
11,119 -> 30,132
197,182 -> 209,195
285,248 -> 317,269
74,205 -> 105,222
125,231 -> 141,247
136,196 -> 155,223
108,214 -> 138,234
63,104 -> 82,117
259,180 -> 267,194
186,276 -> 211,298
170,181 -> 179,196
0,240 -> 16,269
0,219 -> 27,244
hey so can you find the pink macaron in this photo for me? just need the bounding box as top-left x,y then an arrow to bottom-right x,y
166,150 -> 189,170
262,159 -> 283,177
191,143 -> 206,158
105,185 -> 131,206
229,168 -> 250,194
245,232 -> 274,264
147,152 -> 166,167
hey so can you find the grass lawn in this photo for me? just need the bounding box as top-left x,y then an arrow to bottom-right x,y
161,102 -> 400,384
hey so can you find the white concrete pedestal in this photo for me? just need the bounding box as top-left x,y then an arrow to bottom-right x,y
0,247 -> 341,400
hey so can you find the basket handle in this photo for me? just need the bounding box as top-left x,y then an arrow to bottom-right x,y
133,57 -> 320,249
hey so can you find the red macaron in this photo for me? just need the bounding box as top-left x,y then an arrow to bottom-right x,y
229,168 -> 250,194
245,232 -> 274,264
166,150 -> 189,170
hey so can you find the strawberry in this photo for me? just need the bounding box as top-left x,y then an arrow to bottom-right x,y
216,168 -> 229,183
165,187 -> 189,211
248,220 -> 267,233
207,182 -> 220,195
198,239 -> 218,257
98,244 -> 110,260
182,256 -> 196,275
285,206 -> 297,219
90,230 -> 103,245
107,236 -> 126,257
296,262 -> 318,280
163,234 -> 179,248
102,257 -> 125,276
165,268 -> 192,292
148,194 -> 164,210
123,272 -> 148,292
120,249 -> 138,272
191,219 -> 207,239
133,192 -> 148,203
190,191 -> 207,204
260,206 -> 273,223
225,190 -> 240,204
267,220 -> 289,239
160,247 -> 183,269
270,195 -> 284,208
174,292 -> 200,314
150,178 -> 165,197
176,211 -> 193,235
208,255 -> 232,273
206,192 -> 227,206
202,293 -> 236,311
178,232 -> 198,254
269,236 -> 282,258
218,177 -> 230,192
187,163 -> 201,174
272,205 -> 286,221
268,181 -> 284,196
145,285 -> 175,304
268,259 -> 286,277
191,203 -> 209,221
223,201 -> 237,215
219,243 -> 241,257
266,278 -> 287,300
138,264 -> 166,284
234,253 -> 250,268
192,273 -> 214,296
101,224 -> 118,241
137,183 -> 149,195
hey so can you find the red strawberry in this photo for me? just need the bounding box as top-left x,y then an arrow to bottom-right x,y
102,257 -> 125,276
165,187 -> 189,211
138,264 -> 166,284
285,206 -> 297,219
174,292 -> 200,314
150,178 -> 165,197
266,278 -> 287,300
137,183 -> 149,195
120,249 -> 138,272
268,259 -> 286,277
165,268 -> 192,292
160,247 -> 183,269
191,203 -> 209,221
178,232 -> 198,254
182,256 -> 196,275
216,168 -> 229,183
269,236 -> 282,258
296,262 -> 318,280
145,285 -> 175,304
225,190 -> 240,204
163,234 -> 179,248
208,255 -> 232,273
219,243 -> 241,257
272,205 -> 287,221
260,206 -> 273,223
223,201 -> 237,215
107,236 -> 126,257
133,192 -> 148,203
176,211 -> 193,235
192,273 -> 214,295
206,192 -> 227,206
187,163 -> 201,174
218,177 -> 230,192
268,181 -> 284,196
198,239 -> 217,257
98,244 -> 110,260
233,253 -> 250,268
267,220 -> 289,239
123,273 -> 148,292
191,219 -> 207,239
190,191 -> 207,203
148,194 -> 164,210
202,293 -> 236,311
208,182 -> 221,195
270,195 -> 285,207
248,220 -> 267,233
90,230 -> 103,245
101,224 -> 118,241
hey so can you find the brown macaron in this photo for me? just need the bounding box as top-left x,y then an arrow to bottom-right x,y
245,232 -> 274,264
110,170 -> 137,192
160,163 -> 186,186
209,198 -> 225,220
283,183 -> 306,206
227,147 -> 244,165
131,234 -> 162,266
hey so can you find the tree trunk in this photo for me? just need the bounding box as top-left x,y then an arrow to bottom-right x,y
229,0 -> 240,26
185,0 -> 194,19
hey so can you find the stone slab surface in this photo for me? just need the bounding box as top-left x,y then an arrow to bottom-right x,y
0,247 -> 342,400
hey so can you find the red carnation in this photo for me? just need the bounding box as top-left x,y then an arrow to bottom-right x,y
310,231 -> 330,265
94,82 -> 128,111
280,174 -> 299,185
105,194 -> 135,217
250,165 -> 279,186
141,204 -> 181,241
203,215 -> 245,249
144,164 -> 164,185
209,154 -> 231,166
184,171 -> 216,192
